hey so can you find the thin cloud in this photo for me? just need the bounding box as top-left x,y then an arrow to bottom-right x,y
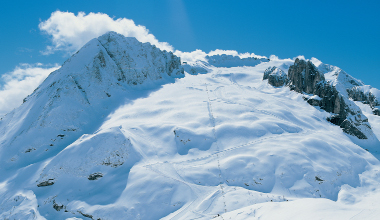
0,63 -> 59,117
174,49 -> 268,63
174,50 -> 208,63
208,49 -> 267,59
39,11 -> 173,55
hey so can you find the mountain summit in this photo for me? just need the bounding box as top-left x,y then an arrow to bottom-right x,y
1,32 -> 380,219
0,31 -> 183,169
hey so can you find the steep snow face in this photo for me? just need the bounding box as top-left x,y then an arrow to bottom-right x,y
97,32 -> 183,84
0,31 -> 183,173
315,61 -> 363,96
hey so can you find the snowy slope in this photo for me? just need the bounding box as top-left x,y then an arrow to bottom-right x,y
0,31 -> 183,173
1,33 -> 380,220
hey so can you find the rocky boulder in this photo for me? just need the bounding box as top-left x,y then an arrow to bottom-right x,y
373,108 -> 380,116
263,66 -> 288,87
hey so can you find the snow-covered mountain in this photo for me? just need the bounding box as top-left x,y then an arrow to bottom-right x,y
1,32 -> 380,220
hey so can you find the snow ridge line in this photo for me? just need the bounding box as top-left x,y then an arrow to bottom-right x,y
205,83 -> 227,217
119,128 -> 149,160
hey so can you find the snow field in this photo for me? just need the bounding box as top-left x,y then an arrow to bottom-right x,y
29,64 -> 378,219
1,33 -> 380,219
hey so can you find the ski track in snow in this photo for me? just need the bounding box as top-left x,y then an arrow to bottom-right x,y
205,82 -> 228,216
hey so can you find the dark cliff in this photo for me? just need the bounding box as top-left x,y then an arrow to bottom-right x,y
264,58 -> 372,139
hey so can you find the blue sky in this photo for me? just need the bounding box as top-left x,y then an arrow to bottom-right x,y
0,0 -> 379,114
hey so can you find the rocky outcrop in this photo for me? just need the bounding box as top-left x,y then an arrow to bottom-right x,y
88,172 -> 103,180
263,67 -> 288,87
97,32 -> 184,85
288,59 -> 326,94
347,86 -> 380,116
265,58 -> 372,139
182,61 -> 210,75
37,179 -> 55,187
316,62 -> 380,117
373,108 -> 380,116
347,87 -> 378,107
53,200 -> 66,211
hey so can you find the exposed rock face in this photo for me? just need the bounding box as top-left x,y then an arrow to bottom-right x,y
265,58 -> 372,139
288,59 -> 325,94
339,114 -> 370,139
347,86 -> 379,108
373,108 -> 380,116
97,32 -> 184,85
287,59 -> 344,123
316,61 -> 380,117
312,82 -> 344,120
37,179 -> 55,187
53,200 -> 66,211
347,86 -> 380,116
182,61 -> 210,75
263,66 -> 288,87
88,172 -> 103,180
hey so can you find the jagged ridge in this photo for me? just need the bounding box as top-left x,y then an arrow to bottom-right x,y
264,58 -> 373,139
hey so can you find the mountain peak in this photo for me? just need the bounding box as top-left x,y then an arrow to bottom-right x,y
98,31 -> 141,47
0,33 -> 183,169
